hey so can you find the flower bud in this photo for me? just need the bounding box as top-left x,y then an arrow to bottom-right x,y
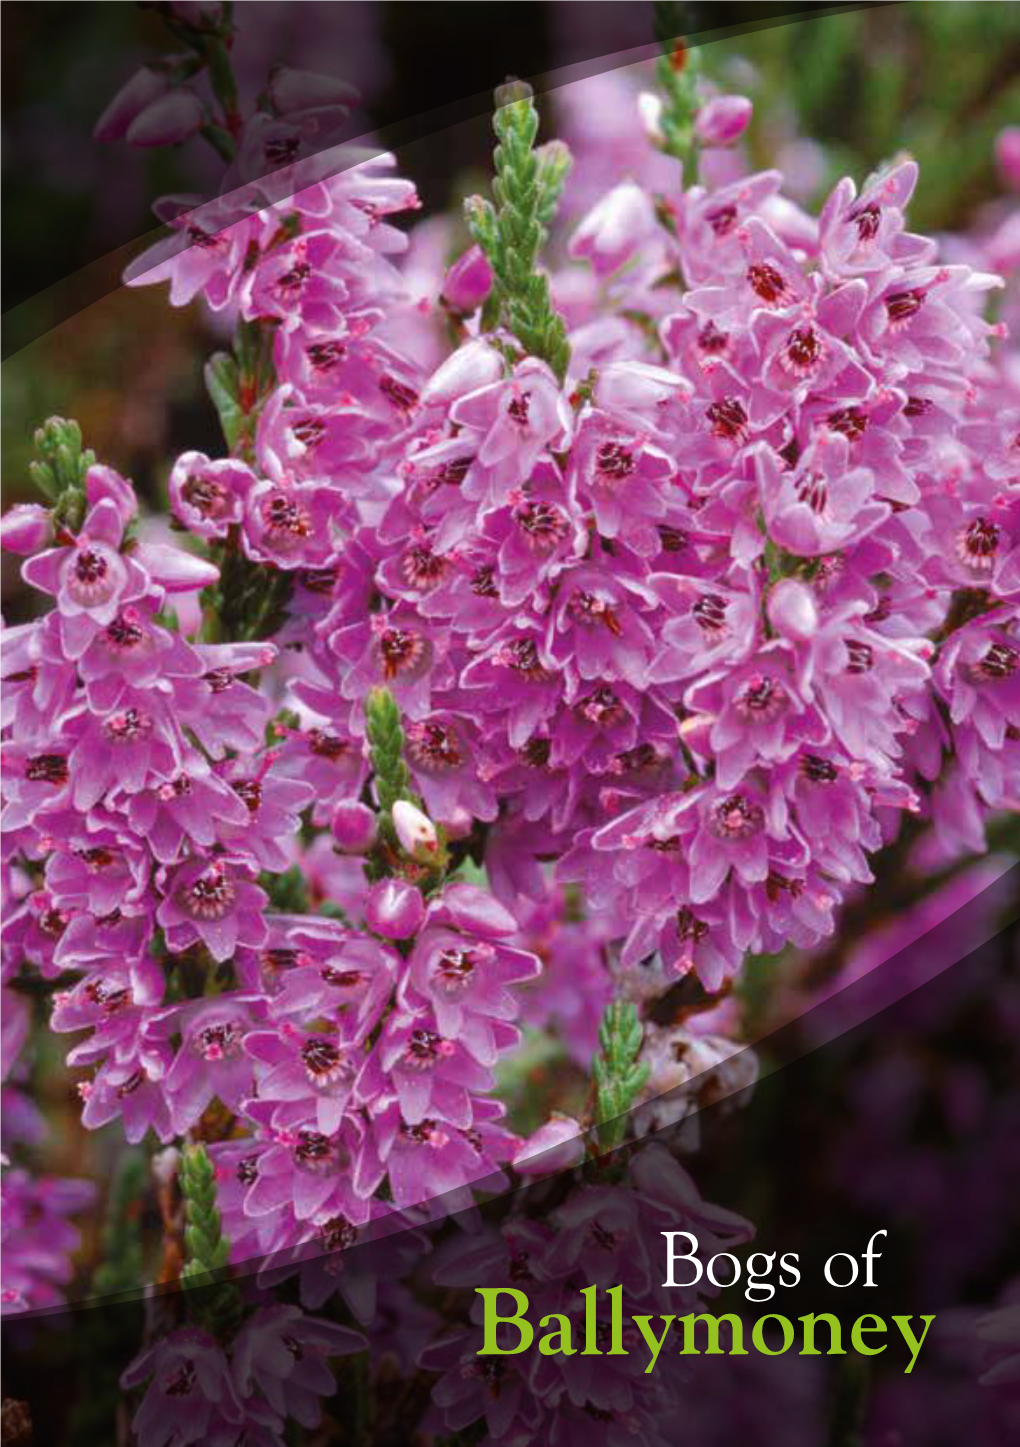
433,882 -> 517,938
93,65 -> 171,143
513,1114 -> 584,1176
637,91 -> 664,145
995,127 -> 1020,192
1,504 -> 51,556
768,578 -> 819,641
126,90 -> 204,148
269,67 -> 359,116
441,245 -> 493,313
365,878 -> 425,940
420,338 -> 503,407
569,181 -> 656,278
331,800 -> 377,854
495,78 -> 533,110
694,94 -> 753,146
134,542 -> 220,592
392,799 -> 438,857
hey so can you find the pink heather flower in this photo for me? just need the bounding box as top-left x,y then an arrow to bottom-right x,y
21,498 -> 148,659
360,1007 -> 495,1128
231,1304 -> 366,1426
513,1113 -> 585,1175
442,244 -> 494,312
93,64 -> 172,143
995,127 -> 1020,191
977,1298 -> 1020,1389
449,356 -> 573,500
156,857 -> 268,961
0,1169 -> 94,1311
569,180 -> 658,277
330,799 -> 377,853
126,89 -> 205,147
121,1328 -> 246,1445
0,504 -> 50,555
152,993 -> 266,1133
169,452 -> 254,540
695,94 -> 753,146
407,921 -> 540,1061
364,877 -> 426,939
267,67 -> 359,116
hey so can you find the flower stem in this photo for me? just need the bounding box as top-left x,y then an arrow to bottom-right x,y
179,1144 -> 244,1340
466,80 -> 572,381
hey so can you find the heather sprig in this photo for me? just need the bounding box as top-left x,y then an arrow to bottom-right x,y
179,1144 -> 244,1340
366,686 -> 420,831
466,79 -> 572,381
28,416 -> 95,530
592,1000 -> 650,1152
654,0 -> 702,173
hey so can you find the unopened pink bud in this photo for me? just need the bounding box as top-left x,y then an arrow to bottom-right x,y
569,181 -> 656,277
420,339 -> 503,407
695,95 -> 753,146
442,245 -> 494,313
433,882 -> 517,938
995,127 -> 1020,192
365,878 -> 425,940
392,800 -> 438,857
268,67 -> 359,116
513,1114 -> 584,1176
126,91 -> 204,148
1,504 -> 51,556
94,65 -> 171,143
134,542 -> 219,592
768,578 -> 819,641
331,800 -> 377,854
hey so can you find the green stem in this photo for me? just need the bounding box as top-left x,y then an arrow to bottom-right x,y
179,1144 -> 244,1340
466,81 -> 572,381
591,999 -> 650,1152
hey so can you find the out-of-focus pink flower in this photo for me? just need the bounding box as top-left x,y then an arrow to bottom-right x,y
695,94 -> 753,146
93,65 -> 171,143
569,181 -> 657,277
513,1114 -> 585,1175
268,66 -> 359,116
995,127 -> 1020,191
126,91 -> 205,148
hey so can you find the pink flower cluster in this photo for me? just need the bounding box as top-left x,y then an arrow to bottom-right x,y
0,985 -> 93,1314
122,1306 -> 365,1447
420,1144 -> 751,1445
133,132 -> 1018,998
2,27 -> 1019,1443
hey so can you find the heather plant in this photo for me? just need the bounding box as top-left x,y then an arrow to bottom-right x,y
1,2 -> 1018,1443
